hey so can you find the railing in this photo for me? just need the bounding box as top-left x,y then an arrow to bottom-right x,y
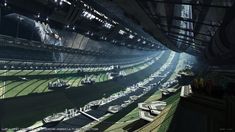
0,34 -> 105,56
0,54 -> 153,70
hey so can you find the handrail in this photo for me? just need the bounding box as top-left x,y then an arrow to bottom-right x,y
0,34 -> 105,56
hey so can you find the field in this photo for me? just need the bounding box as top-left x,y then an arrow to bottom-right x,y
0,51 -> 171,128
0,59 -> 153,99
87,51 -> 180,132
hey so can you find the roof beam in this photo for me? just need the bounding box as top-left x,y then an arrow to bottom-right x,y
166,31 -> 210,43
168,35 -> 205,46
148,0 -> 232,8
115,0 -> 181,52
158,23 -> 212,37
169,36 -> 206,48
152,15 -> 222,27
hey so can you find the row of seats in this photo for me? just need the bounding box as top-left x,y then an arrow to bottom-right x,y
0,57 -> 152,71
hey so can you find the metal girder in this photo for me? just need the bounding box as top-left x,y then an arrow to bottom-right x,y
158,23 -> 212,37
169,36 -> 205,49
167,31 -> 210,43
168,35 -> 206,46
114,0 -> 181,52
147,0 -> 232,8
152,15 -> 222,27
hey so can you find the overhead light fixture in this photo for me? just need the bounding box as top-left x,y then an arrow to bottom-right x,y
37,13 -> 40,18
59,1 -> 63,5
118,30 -> 125,35
104,22 -> 112,29
82,11 -> 96,20
129,34 -> 134,39
4,2 -> 7,6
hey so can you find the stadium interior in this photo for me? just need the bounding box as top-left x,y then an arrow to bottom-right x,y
0,0 -> 235,131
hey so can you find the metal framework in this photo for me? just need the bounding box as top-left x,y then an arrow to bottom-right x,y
169,37 -> 205,49
135,0 -> 234,53
168,35 -> 206,47
147,0 -> 232,8
159,23 -> 212,37
152,15 -> 222,27
167,32 -> 210,43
